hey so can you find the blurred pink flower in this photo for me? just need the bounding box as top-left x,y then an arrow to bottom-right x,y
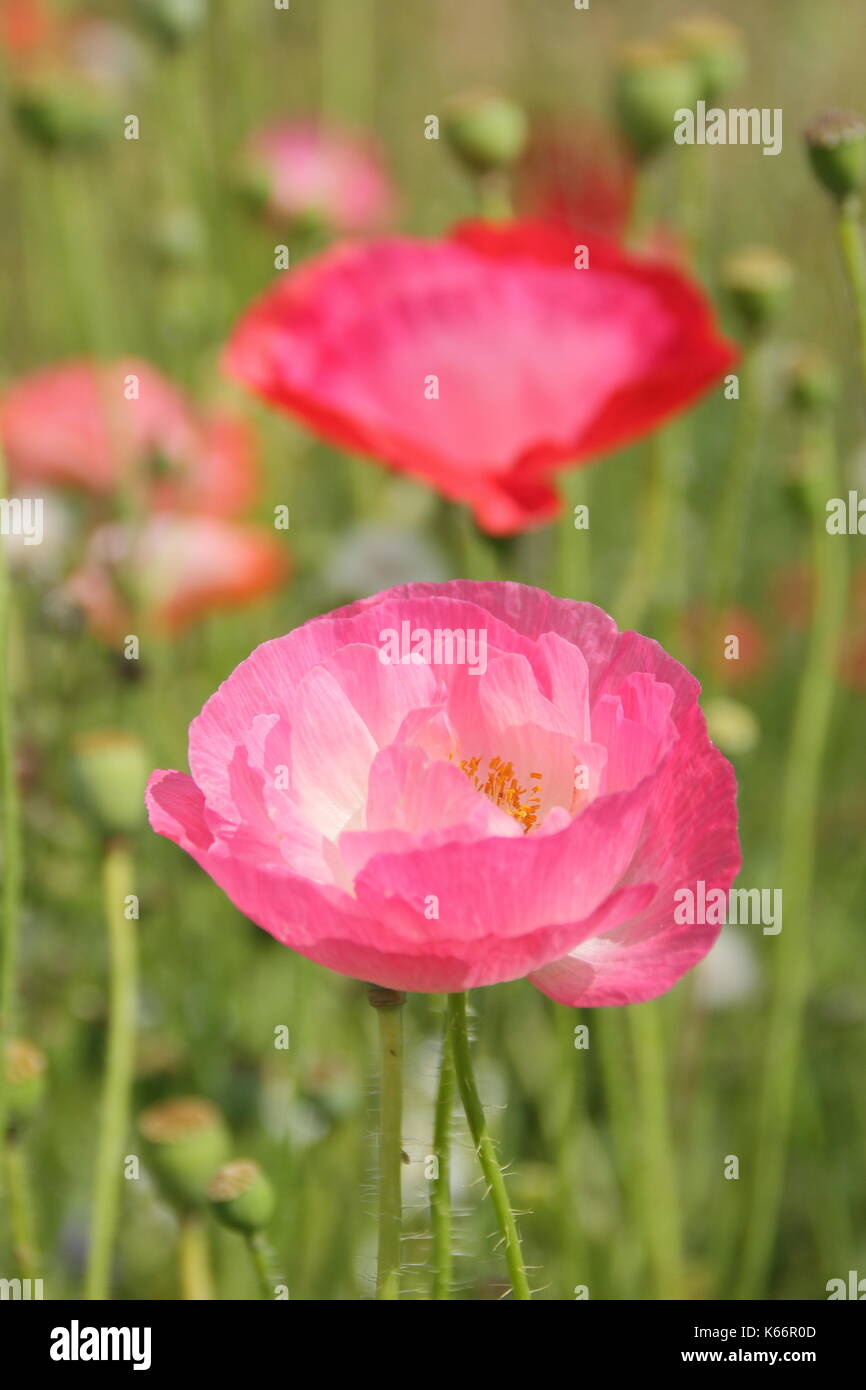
65,514 -> 288,640
225,220 -> 736,535
146,581 -> 740,1003
242,120 -> 394,233
1,358 -> 257,516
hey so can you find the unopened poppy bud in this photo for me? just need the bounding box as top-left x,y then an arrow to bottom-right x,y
208,1159 -> 275,1233
788,348 -> 839,415
139,1097 -> 231,1209
670,16 -> 746,104
135,0 -> 206,49
72,731 -> 149,837
721,247 -> 793,335
442,93 -> 528,174
12,79 -> 111,153
612,41 -> 698,161
805,109 -> 866,202
4,1039 -> 47,1132
703,696 -> 760,756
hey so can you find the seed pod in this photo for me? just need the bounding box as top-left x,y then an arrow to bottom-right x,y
805,109 -> 866,202
71,731 -> 148,837
442,93 -> 528,174
208,1159 -> 275,1233
139,1097 -> 231,1209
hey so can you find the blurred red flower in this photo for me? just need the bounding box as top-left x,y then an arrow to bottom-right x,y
65,515 -> 288,640
515,115 -> 635,238
1,358 -> 257,517
225,219 -> 737,534
677,604 -> 768,686
241,121 -> 394,234
0,0 -> 54,59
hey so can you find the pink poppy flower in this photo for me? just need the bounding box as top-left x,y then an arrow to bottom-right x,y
241,120 -> 393,234
1,358 -> 256,516
225,220 -> 736,534
146,581 -> 740,1004
65,515 -> 288,639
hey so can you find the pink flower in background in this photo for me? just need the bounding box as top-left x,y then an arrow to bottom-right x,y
1,358 -> 256,516
146,581 -> 740,1004
225,220 -> 736,534
242,121 -> 394,233
65,514 -> 288,640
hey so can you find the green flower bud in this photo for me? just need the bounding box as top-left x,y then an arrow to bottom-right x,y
721,246 -> 793,336
670,16 -> 746,104
4,1039 -> 47,1132
442,93 -> 528,174
703,696 -> 760,757
787,347 -> 839,415
12,79 -> 111,153
139,1097 -> 231,1210
612,41 -> 699,162
805,109 -> 866,202
135,0 -> 207,50
71,731 -> 149,837
208,1159 -> 275,1233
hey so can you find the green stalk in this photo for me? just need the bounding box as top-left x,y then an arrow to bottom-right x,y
707,345 -> 763,627
247,1231 -> 280,1300
836,197 -> 866,395
431,1018 -> 454,1299
178,1212 -> 214,1300
5,1135 -> 40,1279
627,1002 -> 684,1299
558,470 -> 592,603
737,411 -> 847,1298
614,427 -> 676,632
85,837 -> 137,1299
0,444 -> 22,1155
447,991 -> 531,1300
368,984 -> 404,1300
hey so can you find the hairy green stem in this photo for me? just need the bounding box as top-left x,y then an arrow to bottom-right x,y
368,984 -> 404,1300
85,838 -> 137,1299
431,1018 -> 455,1299
447,991 -> 531,1300
737,414 -> 847,1297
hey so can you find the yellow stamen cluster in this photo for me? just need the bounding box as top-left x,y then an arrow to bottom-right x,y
458,754 -> 542,832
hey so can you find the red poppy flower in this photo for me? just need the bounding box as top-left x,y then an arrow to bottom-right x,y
1,358 -> 256,517
225,220 -> 736,534
515,116 -> 635,238
65,515 -> 289,640
0,0 -> 53,60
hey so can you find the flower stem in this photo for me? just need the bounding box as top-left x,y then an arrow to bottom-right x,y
615,428 -> 677,632
178,1212 -> 214,1300
627,1001 -> 684,1299
85,836 -> 137,1300
447,991 -> 531,1300
0,480 -> 22,1170
368,984 -> 404,1300
5,1134 -> 40,1279
431,1014 -> 455,1299
737,410 -> 847,1298
836,196 -> 866,395
708,345 -> 763,627
247,1231 -> 280,1300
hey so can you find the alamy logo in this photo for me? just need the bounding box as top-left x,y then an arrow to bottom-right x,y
0,497 -> 43,545
50,1320 -> 152,1371
378,621 -> 488,675
674,881 -> 782,935
674,102 -> 782,156
826,1270 -> 866,1299
0,1277 -> 44,1299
